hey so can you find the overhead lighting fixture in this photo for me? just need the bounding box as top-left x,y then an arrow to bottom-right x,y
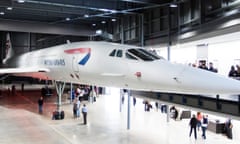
96,30 -> 102,35
99,8 -> 117,13
6,7 -> 13,10
18,0 -> 25,3
92,23 -> 96,26
111,18 -> 116,22
224,9 -> 239,17
220,19 -> 240,28
0,12 -> 5,15
84,14 -> 89,18
180,31 -> 196,39
65,17 -> 70,21
170,4 -> 178,8
101,21 -> 106,24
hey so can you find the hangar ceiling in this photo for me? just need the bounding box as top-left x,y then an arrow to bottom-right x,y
0,0 -> 239,43
0,0 -> 174,25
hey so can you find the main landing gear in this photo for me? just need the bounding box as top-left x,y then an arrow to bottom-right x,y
52,81 -> 65,120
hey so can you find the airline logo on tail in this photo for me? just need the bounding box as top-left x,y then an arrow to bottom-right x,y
64,48 -> 91,65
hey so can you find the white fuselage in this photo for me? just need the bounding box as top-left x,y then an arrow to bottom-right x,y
5,41 -> 240,95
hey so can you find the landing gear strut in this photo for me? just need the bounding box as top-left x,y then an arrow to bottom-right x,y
52,81 -> 66,120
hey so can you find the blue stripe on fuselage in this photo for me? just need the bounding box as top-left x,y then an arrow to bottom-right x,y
78,53 -> 90,65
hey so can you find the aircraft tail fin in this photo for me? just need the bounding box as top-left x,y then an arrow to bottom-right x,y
2,33 -> 14,64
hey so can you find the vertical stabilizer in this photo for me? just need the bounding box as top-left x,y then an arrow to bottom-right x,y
2,33 -> 14,64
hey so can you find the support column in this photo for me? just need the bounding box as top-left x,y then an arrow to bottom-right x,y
139,14 -> 144,47
55,81 -> 66,112
70,83 -> 73,104
121,18 -> 124,44
120,89 -> 123,112
238,95 -> 240,113
166,105 -> 170,122
127,90 -> 131,130
216,94 -> 221,110
167,7 -> 172,61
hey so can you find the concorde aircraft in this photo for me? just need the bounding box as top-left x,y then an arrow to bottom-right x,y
1,33 -> 240,96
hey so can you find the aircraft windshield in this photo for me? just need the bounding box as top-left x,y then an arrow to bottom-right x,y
127,48 -> 162,61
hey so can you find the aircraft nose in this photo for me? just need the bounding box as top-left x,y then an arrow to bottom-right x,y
177,67 -> 240,95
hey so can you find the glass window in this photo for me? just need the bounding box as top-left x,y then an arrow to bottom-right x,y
127,48 -> 162,61
116,50 -> 122,57
125,52 -> 138,60
109,49 -> 116,57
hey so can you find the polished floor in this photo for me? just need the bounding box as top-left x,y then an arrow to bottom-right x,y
0,86 -> 239,144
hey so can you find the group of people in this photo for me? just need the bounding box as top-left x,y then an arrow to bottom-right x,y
37,85 -> 89,125
72,86 -> 91,124
190,61 -> 218,73
199,61 -> 218,72
228,65 -> 240,78
72,85 -> 98,103
189,112 -> 209,140
189,112 -> 234,140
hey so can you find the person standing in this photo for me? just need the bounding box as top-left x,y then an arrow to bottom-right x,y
155,101 -> 159,111
73,98 -> 80,119
133,97 -> 136,107
224,118 -> 233,139
21,83 -> 24,95
76,98 -> 81,118
201,115 -> 208,139
38,96 -> 44,114
121,95 -> 125,104
11,85 -> 16,96
196,112 -> 203,131
189,114 -> 198,139
82,104 -> 88,125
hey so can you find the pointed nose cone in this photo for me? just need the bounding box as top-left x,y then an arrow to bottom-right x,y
178,67 -> 240,95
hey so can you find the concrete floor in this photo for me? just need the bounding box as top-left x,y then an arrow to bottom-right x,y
0,86 -> 239,144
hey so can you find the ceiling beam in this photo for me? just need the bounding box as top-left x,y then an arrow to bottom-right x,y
0,19 -> 96,36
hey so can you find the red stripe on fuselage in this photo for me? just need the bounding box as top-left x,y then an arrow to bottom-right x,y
64,48 -> 91,54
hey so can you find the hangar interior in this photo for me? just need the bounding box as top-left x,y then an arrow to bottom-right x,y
0,0 -> 239,109
0,1 -> 239,49
0,0 -> 240,143
0,0 -> 240,73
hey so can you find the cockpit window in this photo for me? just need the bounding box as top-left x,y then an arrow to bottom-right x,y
116,50 -> 122,57
127,48 -> 162,61
109,49 -> 116,57
125,52 -> 138,60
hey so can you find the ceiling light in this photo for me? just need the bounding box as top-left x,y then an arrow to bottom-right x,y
65,17 -> 70,21
92,23 -> 96,26
99,8 -> 117,13
220,19 -> 240,28
224,9 -> 239,17
96,30 -> 102,35
111,18 -> 116,22
18,0 -> 25,3
180,31 -> 196,39
0,12 -> 5,15
6,7 -> 13,10
84,14 -> 89,18
170,4 -> 178,8
101,21 -> 106,24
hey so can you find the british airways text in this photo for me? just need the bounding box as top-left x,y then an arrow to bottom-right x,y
44,59 -> 65,66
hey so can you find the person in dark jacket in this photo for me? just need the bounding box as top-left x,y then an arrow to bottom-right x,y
38,96 -> 44,114
189,114 -> 198,139
224,118 -> 233,139
228,65 -> 237,77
